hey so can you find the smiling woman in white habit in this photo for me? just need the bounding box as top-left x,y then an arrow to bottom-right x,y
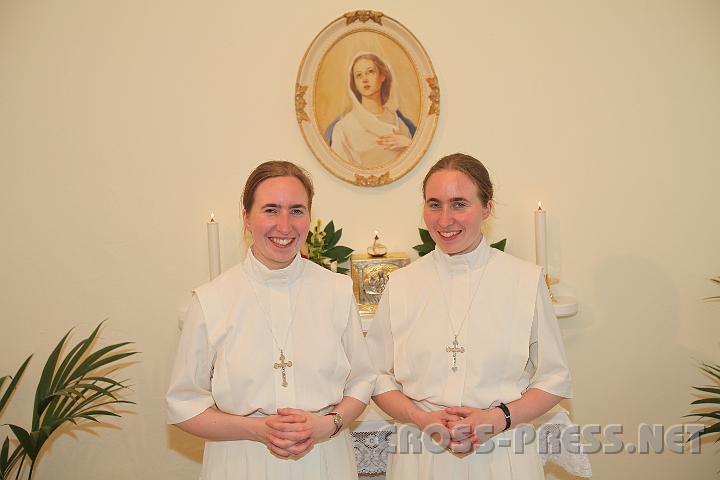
167,160 -> 375,479
366,153 -> 573,479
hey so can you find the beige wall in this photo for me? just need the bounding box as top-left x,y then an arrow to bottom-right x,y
1,1 -> 719,478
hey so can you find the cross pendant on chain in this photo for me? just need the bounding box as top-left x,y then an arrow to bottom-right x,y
446,335 -> 465,372
273,349 -> 293,387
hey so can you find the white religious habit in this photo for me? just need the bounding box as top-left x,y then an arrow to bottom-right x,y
167,250 -> 376,480
365,237 -> 573,480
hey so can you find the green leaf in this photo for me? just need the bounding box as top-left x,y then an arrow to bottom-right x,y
68,345 -> 136,383
685,412 -> 720,420
324,229 -> 341,250
1,444 -> 26,480
490,238 -> 507,251
325,246 -> 353,261
51,383 -> 118,401
65,398 -> 134,422
50,321 -> 105,398
413,244 -> 434,257
0,355 -> 32,415
337,267 -> 350,275
690,398 -> 720,406
689,421 -> 720,442
419,228 -> 434,245
43,351 -> 133,423
700,365 -> 720,381
57,382 -> 133,421
323,220 -> 336,236
33,329 -> 73,429
77,409 -> 121,418
0,437 -> 8,472
30,427 -> 51,460
7,425 -> 34,461
693,386 -> 720,395
414,228 -> 436,257
75,414 -> 100,423
81,376 -> 127,389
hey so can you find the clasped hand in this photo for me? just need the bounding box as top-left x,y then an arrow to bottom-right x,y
444,406 -> 503,455
254,408 -> 334,458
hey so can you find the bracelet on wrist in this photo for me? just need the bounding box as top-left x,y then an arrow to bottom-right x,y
497,402 -> 511,432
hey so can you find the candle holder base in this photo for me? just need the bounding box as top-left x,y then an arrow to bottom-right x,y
554,297 -> 579,318
545,274 -> 558,303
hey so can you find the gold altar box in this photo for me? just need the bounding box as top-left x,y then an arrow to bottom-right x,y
350,252 -> 410,314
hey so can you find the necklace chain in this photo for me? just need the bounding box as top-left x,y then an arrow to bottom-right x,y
432,254 -> 489,341
243,261 -> 304,355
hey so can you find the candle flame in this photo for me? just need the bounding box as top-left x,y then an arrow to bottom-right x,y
210,213 -> 215,222
537,201 -> 543,211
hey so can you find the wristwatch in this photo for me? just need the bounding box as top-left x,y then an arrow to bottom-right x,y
326,412 -> 343,437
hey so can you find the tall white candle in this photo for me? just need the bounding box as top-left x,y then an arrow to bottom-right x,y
207,213 -> 221,280
534,202 -> 548,273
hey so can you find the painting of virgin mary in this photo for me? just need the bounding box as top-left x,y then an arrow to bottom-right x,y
324,52 -> 416,169
296,12 -> 439,186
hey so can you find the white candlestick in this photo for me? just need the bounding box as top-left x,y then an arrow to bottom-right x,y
207,213 -> 221,280
534,202 -> 548,273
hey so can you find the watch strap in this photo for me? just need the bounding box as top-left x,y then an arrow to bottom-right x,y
326,412 -> 343,437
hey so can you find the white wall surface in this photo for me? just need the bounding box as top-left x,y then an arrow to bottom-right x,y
1,1 -> 719,478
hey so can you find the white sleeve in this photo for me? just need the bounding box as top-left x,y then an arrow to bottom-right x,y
527,277 -> 573,398
166,294 -> 216,424
340,290 -> 376,403
365,285 -> 401,395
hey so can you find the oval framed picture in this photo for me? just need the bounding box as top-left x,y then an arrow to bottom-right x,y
296,10 -> 439,187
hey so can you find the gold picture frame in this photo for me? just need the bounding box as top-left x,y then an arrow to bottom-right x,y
296,10 -> 440,187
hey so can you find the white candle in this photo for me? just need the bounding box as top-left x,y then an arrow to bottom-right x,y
534,202 -> 548,273
207,213 -> 221,280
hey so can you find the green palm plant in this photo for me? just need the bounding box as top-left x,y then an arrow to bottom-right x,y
687,277 -> 720,442
688,362 -> 720,442
0,321 -> 137,480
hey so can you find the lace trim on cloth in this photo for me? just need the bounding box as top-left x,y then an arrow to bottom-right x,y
537,422 -> 593,477
351,418 -> 593,477
351,430 -> 392,476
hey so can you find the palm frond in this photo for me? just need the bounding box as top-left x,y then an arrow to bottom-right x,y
0,441 -> 26,480
693,386 -> 720,395
1,321 -> 137,480
0,356 -> 32,415
689,421 -> 720,442
704,276 -> 720,301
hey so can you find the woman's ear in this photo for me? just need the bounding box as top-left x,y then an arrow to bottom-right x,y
241,208 -> 249,231
482,200 -> 493,220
